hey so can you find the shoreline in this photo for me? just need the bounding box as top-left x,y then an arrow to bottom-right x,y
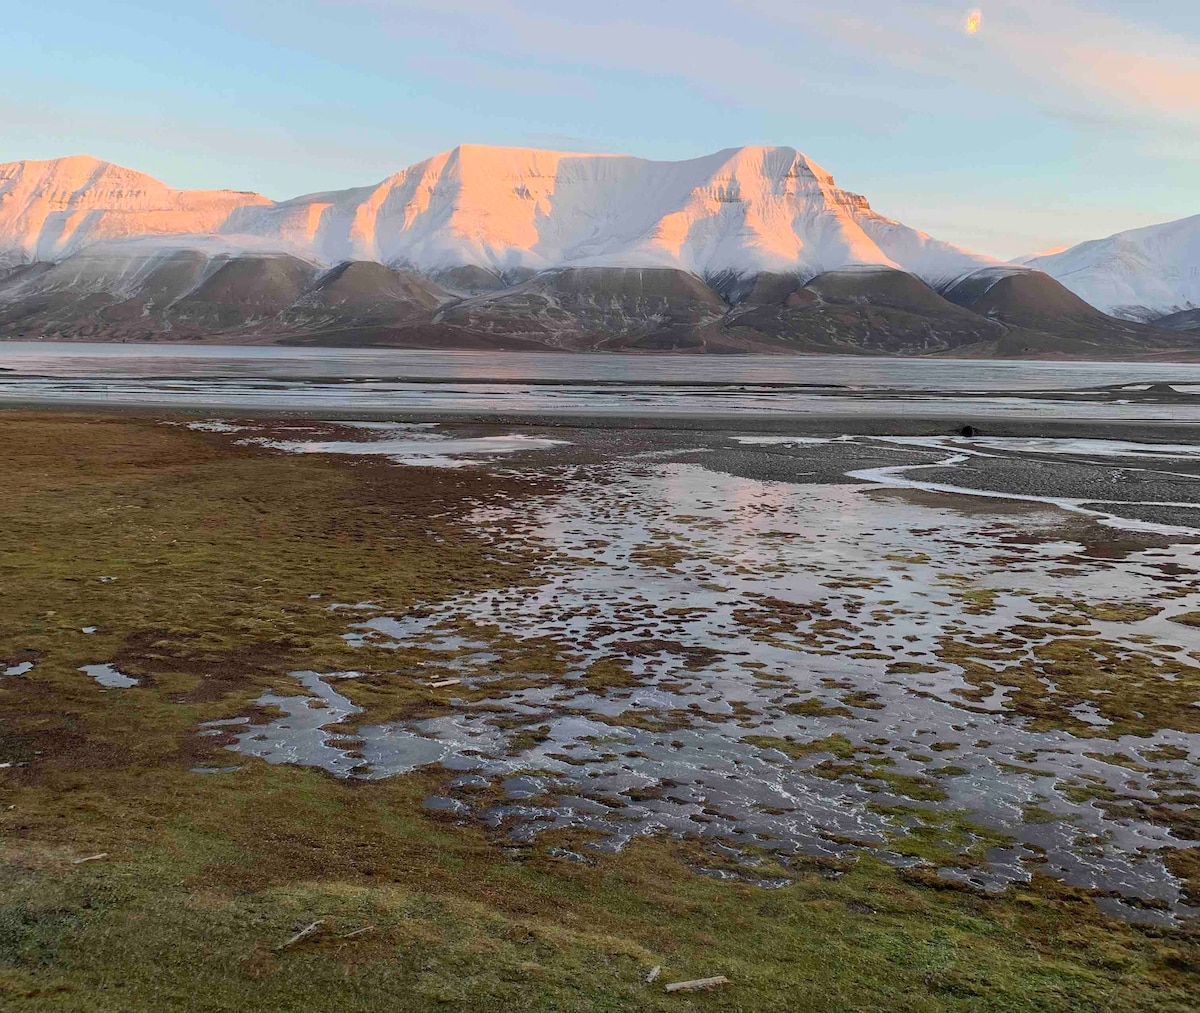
5,334 -> 1200,362
2,400 -> 1199,443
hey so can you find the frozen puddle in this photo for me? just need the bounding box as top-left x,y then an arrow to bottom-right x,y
242,433 -> 567,468
3,662 -> 34,677
906,436 -> 1200,461
326,421 -> 438,431
218,454 -> 1200,920
80,664 -> 138,688
228,671 -> 456,776
730,436 -> 840,446
239,427 -> 567,468
183,420 -> 252,433
174,418 -> 568,467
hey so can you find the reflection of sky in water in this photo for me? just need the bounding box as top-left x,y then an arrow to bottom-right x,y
79,663 -> 138,688
222,459 -> 1200,922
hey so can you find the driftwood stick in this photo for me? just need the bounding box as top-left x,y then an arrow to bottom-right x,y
664,975 -> 730,993
274,919 -> 325,951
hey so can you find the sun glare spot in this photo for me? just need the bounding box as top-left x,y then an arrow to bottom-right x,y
965,9 -> 983,34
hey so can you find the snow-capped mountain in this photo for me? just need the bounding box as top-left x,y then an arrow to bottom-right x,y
0,146 -> 996,286
1,145 -> 1193,356
0,155 -> 269,267
1019,215 -> 1200,322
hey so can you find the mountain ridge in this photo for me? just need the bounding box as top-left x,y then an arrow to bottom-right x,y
0,154 -> 270,266
0,146 -> 1194,356
0,145 -> 998,286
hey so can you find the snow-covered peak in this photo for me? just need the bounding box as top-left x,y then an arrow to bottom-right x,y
1,145 -> 997,286
1021,215 -> 1200,321
223,143 -> 995,285
0,156 -> 270,264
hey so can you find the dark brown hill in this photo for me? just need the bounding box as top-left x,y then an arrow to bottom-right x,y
0,248 -> 1196,357
1153,308 -> 1200,332
723,267 -> 1010,354
434,267 -> 731,350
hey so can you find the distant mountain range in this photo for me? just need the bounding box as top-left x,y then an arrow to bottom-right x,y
0,146 -> 1194,356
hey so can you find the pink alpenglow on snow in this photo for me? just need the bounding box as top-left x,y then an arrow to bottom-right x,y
0,145 -> 997,287
0,155 -> 270,265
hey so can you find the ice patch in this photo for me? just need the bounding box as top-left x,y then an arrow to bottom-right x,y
225,670 -> 457,777
949,436 -> 1200,460
185,420 -> 251,433
228,671 -> 365,775
80,664 -> 138,688
848,452 -> 1200,536
730,436 -> 837,446
240,432 -> 568,467
324,421 -> 438,431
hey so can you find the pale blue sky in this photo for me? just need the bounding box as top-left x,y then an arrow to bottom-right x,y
4,0 -> 1198,258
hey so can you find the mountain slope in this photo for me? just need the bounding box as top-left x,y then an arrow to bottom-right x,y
0,245 -> 457,343
434,267 -> 730,350
0,156 -> 270,266
1154,308 -> 1200,332
1020,215 -> 1200,322
0,147 -> 996,287
720,267 -> 1009,354
939,266 -> 1185,352
224,144 -> 997,286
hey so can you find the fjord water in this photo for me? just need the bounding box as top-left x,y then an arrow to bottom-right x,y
6,341 -> 1200,386
1,341 -> 1199,419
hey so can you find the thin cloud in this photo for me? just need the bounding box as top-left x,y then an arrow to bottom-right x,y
303,1 -> 1200,133
798,1 -> 1200,131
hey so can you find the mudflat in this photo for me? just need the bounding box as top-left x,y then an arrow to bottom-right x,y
1,410 -> 1198,1012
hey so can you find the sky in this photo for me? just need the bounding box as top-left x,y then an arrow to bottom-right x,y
3,0 -> 1198,259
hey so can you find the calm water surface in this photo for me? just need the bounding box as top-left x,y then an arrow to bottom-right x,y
1,342 -> 1198,420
